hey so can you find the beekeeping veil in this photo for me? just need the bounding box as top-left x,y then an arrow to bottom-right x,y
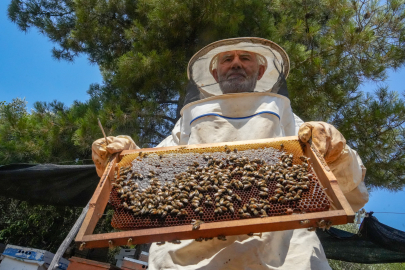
184,37 -> 290,105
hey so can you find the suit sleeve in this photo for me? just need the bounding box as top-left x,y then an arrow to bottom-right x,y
155,118 -> 182,147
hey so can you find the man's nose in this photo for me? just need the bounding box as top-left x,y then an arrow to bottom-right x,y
230,57 -> 242,69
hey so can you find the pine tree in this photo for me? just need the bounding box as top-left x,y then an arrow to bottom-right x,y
6,0 -> 405,189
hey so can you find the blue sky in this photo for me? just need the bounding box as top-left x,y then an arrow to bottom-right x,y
0,2 -> 404,230
0,2 -> 102,108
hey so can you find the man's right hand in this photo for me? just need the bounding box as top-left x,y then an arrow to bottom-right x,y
92,135 -> 139,177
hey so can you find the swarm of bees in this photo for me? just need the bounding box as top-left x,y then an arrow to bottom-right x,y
238,198 -> 270,218
112,147 -> 317,223
268,154 -> 312,203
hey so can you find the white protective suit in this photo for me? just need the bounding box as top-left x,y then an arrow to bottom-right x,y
147,38 -> 369,270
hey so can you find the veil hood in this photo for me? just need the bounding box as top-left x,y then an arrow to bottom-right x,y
185,37 -> 290,103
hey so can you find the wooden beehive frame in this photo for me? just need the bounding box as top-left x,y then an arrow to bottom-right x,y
75,136 -> 355,249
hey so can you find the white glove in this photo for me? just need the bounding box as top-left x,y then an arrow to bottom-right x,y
92,135 -> 139,177
298,121 -> 346,164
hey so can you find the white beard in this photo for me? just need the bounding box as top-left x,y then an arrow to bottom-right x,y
218,68 -> 259,94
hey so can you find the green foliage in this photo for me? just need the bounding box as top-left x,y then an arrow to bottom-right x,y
0,98 -> 91,164
0,195 -> 114,252
6,0 -> 405,189
0,196 -> 82,252
329,261 -> 405,270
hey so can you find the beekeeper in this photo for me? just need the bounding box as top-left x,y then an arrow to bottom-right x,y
92,37 -> 369,269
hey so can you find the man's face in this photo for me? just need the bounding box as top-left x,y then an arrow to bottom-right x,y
212,50 -> 265,94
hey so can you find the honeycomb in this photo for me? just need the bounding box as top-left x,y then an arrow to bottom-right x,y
110,139 -> 330,230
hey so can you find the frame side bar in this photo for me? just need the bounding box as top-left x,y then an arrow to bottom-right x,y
305,142 -> 355,222
76,154 -> 118,242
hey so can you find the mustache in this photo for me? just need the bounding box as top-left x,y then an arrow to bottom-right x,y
217,69 -> 251,84
226,70 -> 247,79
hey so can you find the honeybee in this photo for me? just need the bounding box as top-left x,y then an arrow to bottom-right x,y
325,220 -> 333,230
177,209 -> 188,216
275,183 -> 283,189
243,183 -> 252,190
214,207 -> 222,214
191,219 -> 205,230
175,201 -> 184,208
217,235 -> 227,241
204,200 -> 213,206
170,240 -> 181,244
180,198 -> 188,204
149,209 -> 158,215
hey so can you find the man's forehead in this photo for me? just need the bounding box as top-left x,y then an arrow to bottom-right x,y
218,50 -> 256,58
209,49 -> 267,75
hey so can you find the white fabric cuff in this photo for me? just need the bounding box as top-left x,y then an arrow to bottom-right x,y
328,145 -> 365,194
342,181 -> 369,212
328,145 -> 368,210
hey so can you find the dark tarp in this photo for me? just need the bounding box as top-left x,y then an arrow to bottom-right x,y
0,163 -> 99,207
317,214 -> 405,264
1,164 -> 405,263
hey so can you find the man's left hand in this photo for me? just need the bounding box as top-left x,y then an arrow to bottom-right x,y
298,121 -> 346,164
